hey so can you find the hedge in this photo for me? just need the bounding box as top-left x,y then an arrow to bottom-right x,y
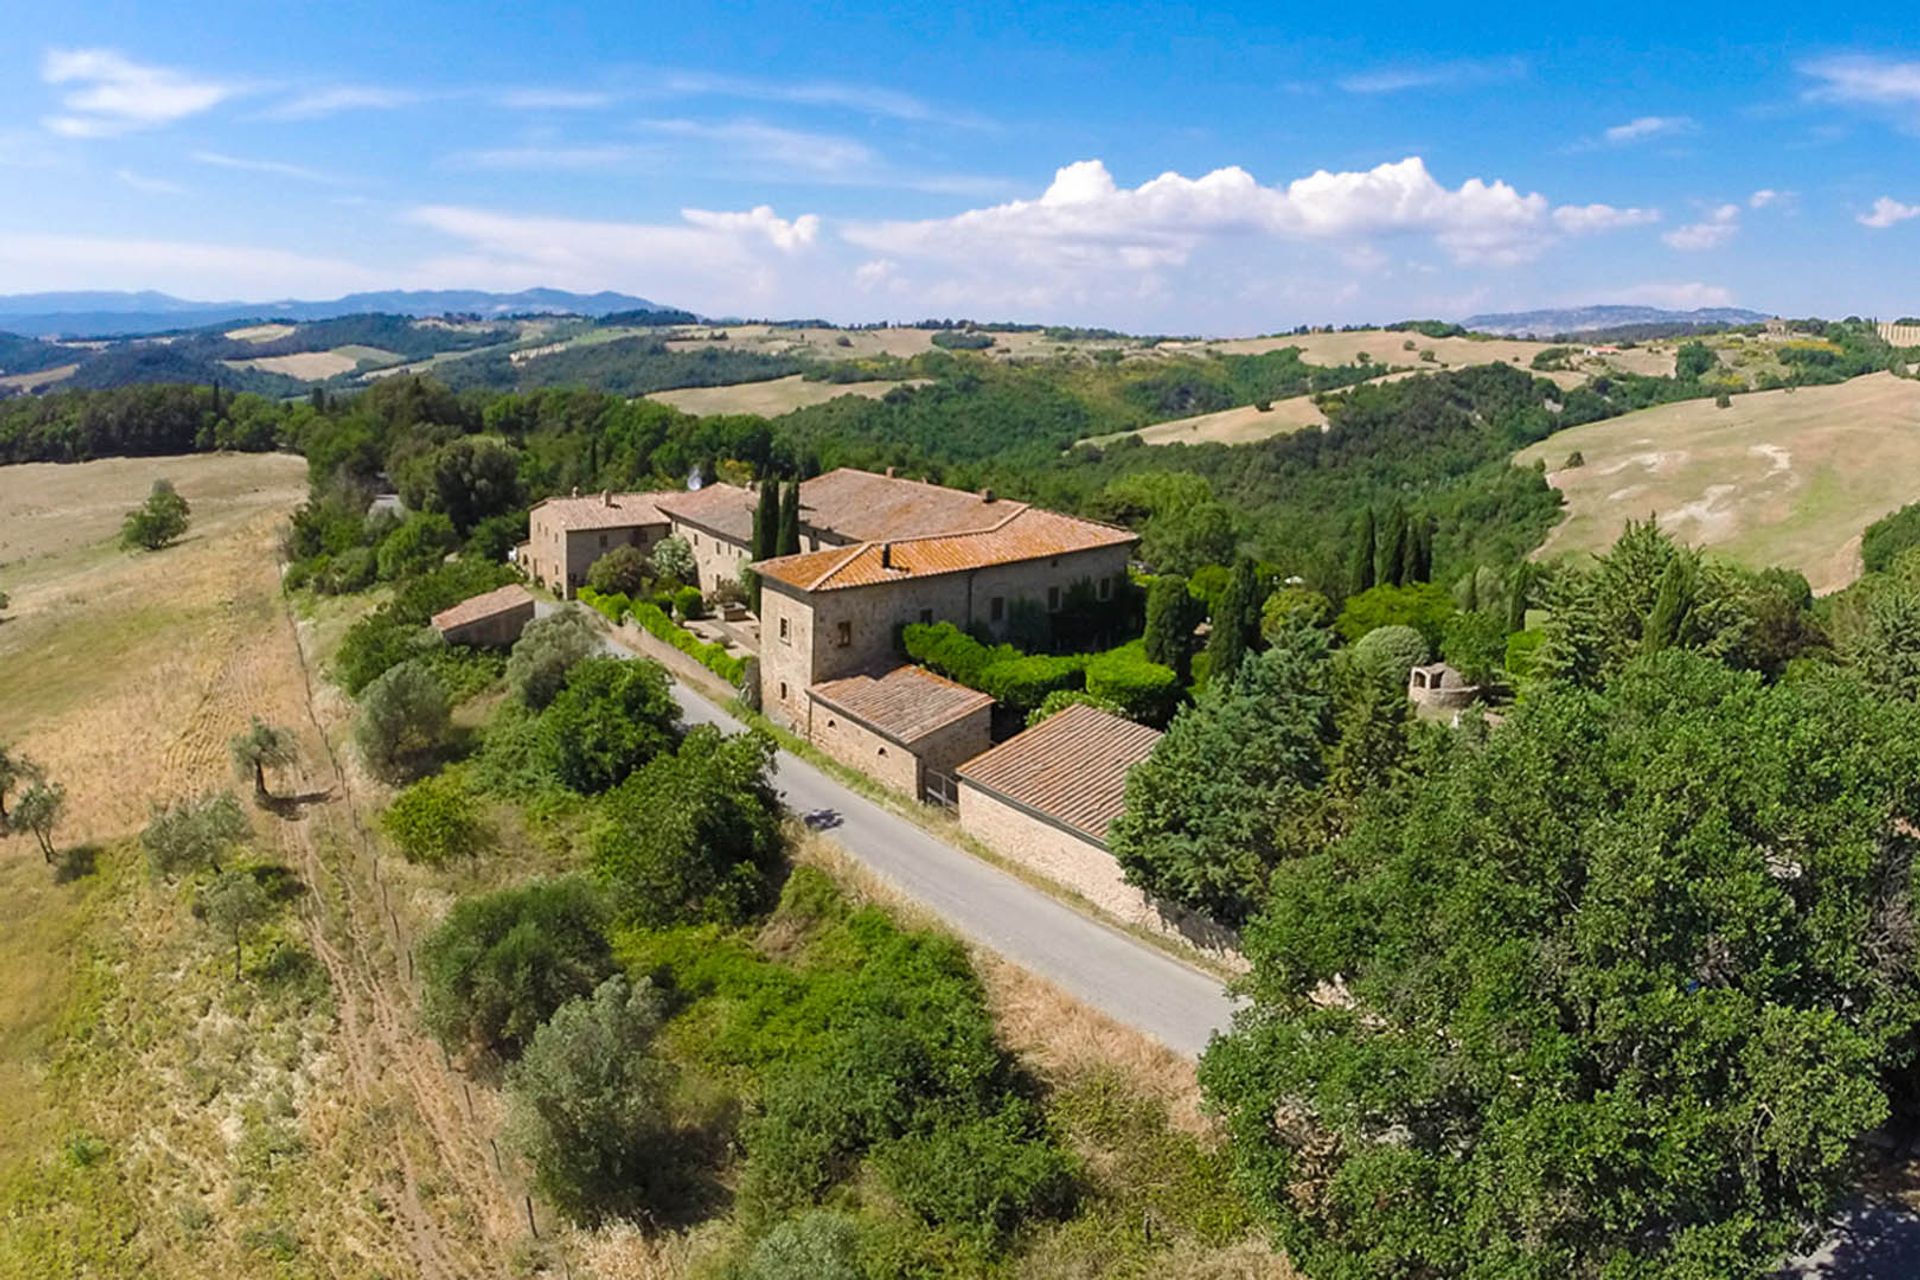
630,602 -> 748,687
976,654 -> 1084,712
577,587 -> 631,625
1083,644 -> 1180,726
902,622 -> 1013,686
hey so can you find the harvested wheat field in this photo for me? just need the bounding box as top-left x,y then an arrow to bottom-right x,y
0,452 -> 526,1277
0,362 -> 78,392
1516,372 -> 1920,592
1170,328 -> 1672,380
646,371 -> 928,416
224,323 -> 297,344
225,349 -> 361,380
1087,391 -> 1330,448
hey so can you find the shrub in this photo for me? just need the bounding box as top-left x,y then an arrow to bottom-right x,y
1564,450 -> 1585,468
419,877 -> 614,1058
1505,627 -> 1546,678
745,1212 -> 863,1280
591,726 -> 782,927
874,1106 -> 1077,1240
673,584 -> 705,621
649,535 -> 696,584
1026,689 -> 1125,728
121,479 -> 191,551
576,586 -> 630,625
354,661 -> 451,782
1440,610 -> 1509,687
630,602 -> 748,686
375,512 -> 458,581
1083,645 -> 1181,725
711,577 -> 748,609
586,544 -> 648,596
534,657 -> 682,794
143,790 -> 251,878
1349,624 -> 1429,686
318,545 -> 377,594
507,607 -> 600,709
1862,501 -> 1920,575
505,976 -> 677,1224
976,654 -> 1084,712
381,772 -> 488,864
901,622 -> 1009,686
1335,581 -> 1456,647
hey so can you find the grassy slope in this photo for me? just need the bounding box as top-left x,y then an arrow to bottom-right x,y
1516,371 -> 1920,592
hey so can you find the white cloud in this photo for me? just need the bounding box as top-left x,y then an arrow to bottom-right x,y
651,70 -> 979,126
1802,54 -> 1920,109
496,88 -> 618,110
1860,196 -> 1920,229
1337,57 -> 1525,94
115,168 -> 184,195
1552,203 -> 1661,233
404,203 -> 823,310
1749,188 -> 1782,208
268,85 -> 424,119
1663,203 -> 1741,250
1602,115 -> 1695,145
1598,281 -> 1737,309
41,47 -> 239,137
448,144 -> 658,171
637,118 -> 878,179
847,156 -> 1642,275
191,150 -> 345,185
0,232 -> 377,295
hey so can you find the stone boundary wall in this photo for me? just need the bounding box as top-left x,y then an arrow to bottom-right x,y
610,619 -> 740,705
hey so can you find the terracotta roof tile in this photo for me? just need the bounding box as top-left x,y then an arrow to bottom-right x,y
809,665 -> 994,745
795,467 -> 1027,542
755,506 -> 1136,592
531,492 -> 671,532
653,482 -> 755,542
430,583 -> 535,632
956,704 -> 1161,844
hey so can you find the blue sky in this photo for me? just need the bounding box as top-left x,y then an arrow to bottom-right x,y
4,2 -> 1920,332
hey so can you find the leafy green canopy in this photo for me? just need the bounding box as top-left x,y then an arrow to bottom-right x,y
1203,651 -> 1920,1280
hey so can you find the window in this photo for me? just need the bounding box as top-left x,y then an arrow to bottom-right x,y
1097,576 -> 1113,601
990,596 -> 1004,622
918,608 -> 933,625
826,718 -> 836,729
836,621 -> 852,647
598,533 -> 608,548
779,617 -> 790,643
1047,586 -> 1061,612
779,681 -> 788,700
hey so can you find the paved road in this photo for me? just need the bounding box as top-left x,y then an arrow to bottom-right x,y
668,680 -> 1241,1057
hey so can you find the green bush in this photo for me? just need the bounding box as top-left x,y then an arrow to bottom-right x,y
376,512 -> 458,581
630,602 -> 747,686
1025,689 -> 1125,728
874,1105 -> 1077,1240
976,654 -> 1085,712
745,1211 -> 863,1280
1505,627 -> 1546,678
381,772 -> 488,864
586,544 -> 648,597
575,586 -> 630,624
1336,581 -> 1456,647
673,584 -> 705,621
1863,501 -> 1920,575
1349,624 -> 1429,686
1083,644 -> 1180,725
353,661 -> 451,782
533,657 -> 682,794
121,479 -> 191,551
419,877 -> 614,1058
507,607 -> 600,709
901,622 -> 1010,686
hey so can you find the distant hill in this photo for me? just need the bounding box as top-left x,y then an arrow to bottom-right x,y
1463,305 -> 1771,338
0,288 -> 679,338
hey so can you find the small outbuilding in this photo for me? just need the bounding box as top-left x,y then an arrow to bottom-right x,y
430,583 -> 537,648
806,664 -> 994,803
1408,660 -> 1479,712
956,704 -> 1239,958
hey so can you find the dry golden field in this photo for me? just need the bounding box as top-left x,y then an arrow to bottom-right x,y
1517,372 -> 1920,592
645,372 -> 930,416
1087,391 -> 1330,448
0,453 -> 527,1277
223,323 -> 298,344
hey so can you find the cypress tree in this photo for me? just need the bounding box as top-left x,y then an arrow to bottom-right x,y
1348,510 -> 1377,597
1378,505 -> 1408,588
1206,559 -> 1260,685
1642,557 -> 1695,654
1461,567 -> 1480,612
751,482 -> 779,563
1405,515 -> 1434,583
776,481 -> 801,556
1145,574 -> 1199,684
1506,560 -> 1533,634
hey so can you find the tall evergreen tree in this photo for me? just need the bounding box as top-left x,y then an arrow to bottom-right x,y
1506,560 -> 1533,633
1205,559 -> 1261,685
1404,514 -> 1434,583
1144,574 -> 1202,684
1347,510 -> 1377,597
1377,504 -> 1408,588
1641,557 -> 1695,654
776,481 -> 801,556
749,480 -> 781,612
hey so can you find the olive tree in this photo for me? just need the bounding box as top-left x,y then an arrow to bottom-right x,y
120,479 -> 191,551
506,607 -> 600,709
142,790 -> 251,877
229,717 -> 300,800
354,661 -> 451,782
13,779 -> 65,864
198,870 -> 274,982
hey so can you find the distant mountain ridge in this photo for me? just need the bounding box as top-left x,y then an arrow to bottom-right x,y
0,288 -> 676,338
1463,305 -> 1771,338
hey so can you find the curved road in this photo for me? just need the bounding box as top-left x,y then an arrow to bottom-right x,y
669,680 -> 1242,1057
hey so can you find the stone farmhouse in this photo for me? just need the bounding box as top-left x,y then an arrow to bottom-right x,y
429,582 -> 536,648
521,491 -> 670,598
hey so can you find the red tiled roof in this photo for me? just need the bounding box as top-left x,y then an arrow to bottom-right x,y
653,482 -> 755,542
809,665 -> 994,745
956,703 -> 1161,844
755,506 -> 1136,593
797,467 -> 1028,542
430,583 -> 535,632
530,492 -> 670,532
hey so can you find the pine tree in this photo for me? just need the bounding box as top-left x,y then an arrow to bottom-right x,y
1378,505 -> 1408,588
776,481 -> 801,556
1347,510 -> 1377,597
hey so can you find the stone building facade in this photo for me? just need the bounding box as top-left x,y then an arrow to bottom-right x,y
523,492 -> 669,598
429,583 -> 537,648
804,665 -> 994,800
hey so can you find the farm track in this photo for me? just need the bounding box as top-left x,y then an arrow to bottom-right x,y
275,588 -> 522,1278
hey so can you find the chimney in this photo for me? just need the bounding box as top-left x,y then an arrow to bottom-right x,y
570,485 -> 580,497
979,487 -> 995,503
884,466 -> 896,479
880,542 -> 893,569
602,489 -> 612,507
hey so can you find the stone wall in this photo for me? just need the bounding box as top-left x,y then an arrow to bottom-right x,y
958,784 -> 1244,968
439,599 -> 535,649
806,699 -> 925,795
